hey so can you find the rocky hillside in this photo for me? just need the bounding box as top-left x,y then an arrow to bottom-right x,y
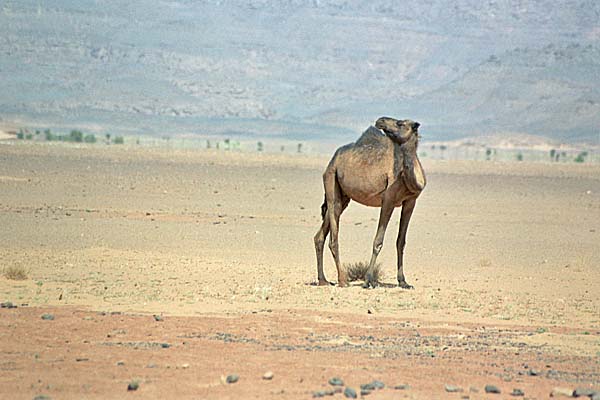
0,0 -> 598,144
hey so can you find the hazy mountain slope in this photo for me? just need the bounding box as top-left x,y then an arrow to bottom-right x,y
0,0 -> 598,143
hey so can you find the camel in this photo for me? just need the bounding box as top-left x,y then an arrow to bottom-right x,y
314,117 -> 426,289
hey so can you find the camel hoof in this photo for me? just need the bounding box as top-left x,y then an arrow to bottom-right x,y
318,279 -> 332,286
362,280 -> 376,289
398,281 -> 414,289
338,280 -> 349,288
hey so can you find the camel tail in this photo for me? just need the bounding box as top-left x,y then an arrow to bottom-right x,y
320,196 -> 327,220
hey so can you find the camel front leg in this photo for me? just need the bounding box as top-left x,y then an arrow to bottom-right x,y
363,194 -> 395,288
397,197 -> 416,289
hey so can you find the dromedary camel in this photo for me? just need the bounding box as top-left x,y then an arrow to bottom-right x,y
314,117 -> 426,289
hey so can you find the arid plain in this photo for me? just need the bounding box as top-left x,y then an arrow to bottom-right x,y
1,142 -> 599,399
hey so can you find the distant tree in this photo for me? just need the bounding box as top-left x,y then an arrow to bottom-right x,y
69,130 -> 83,142
113,136 -> 124,144
485,148 -> 492,161
25,133 -> 33,140
206,140 -> 211,149
280,145 -> 285,152
516,152 -> 523,161
105,133 -> 111,144
439,145 -> 447,160
297,143 -> 303,153
17,129 -> 24,140
224,138 -> 230,150
84,134 -> 97,143
257,141 -> 264,152
44,129 -> 54,141
574,151 -> 588,163
550,149 -> 556,161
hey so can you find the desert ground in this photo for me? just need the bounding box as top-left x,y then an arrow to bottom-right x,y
0,142 -> 599,399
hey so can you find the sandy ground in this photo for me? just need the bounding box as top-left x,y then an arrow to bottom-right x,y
0,142 -> 599,399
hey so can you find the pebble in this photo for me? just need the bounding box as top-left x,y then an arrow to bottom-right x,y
550,387 -> 574,397
485,385 -> 501,394
33,396 -> 51,400
41,314 -> 54,321
127,381 -> 139,391
528,369 -> 541,376
573,388 -> 595,397
329,377 -> 344,386
446,385 -> 463,393
1,301 -> 16,309
116,360 -> 125,366
372,380 -> 385,389
226,374 -> 239,384
361,383 -> 375,391
511,388 -> 525,396
263,371 -> 274,380
394,384 -> 410,390
153,315 -> 163,322
361,389 -> 371,396
344,387 -> 357,399
160,343 -> 170,348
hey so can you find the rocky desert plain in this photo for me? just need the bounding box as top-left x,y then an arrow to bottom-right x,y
0,141 -> 599,399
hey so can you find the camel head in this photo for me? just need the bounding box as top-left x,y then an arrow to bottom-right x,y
375,117 -> 420,144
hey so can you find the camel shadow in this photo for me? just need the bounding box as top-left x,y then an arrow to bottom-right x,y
306,281 -> 399,289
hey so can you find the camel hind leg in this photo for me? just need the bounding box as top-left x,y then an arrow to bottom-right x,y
320,170 -> 350,287
314,206 -> 331,286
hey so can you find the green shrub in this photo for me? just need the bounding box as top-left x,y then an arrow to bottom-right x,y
69,130 -> 83,142
84,134 -> 97,143
113,136 -> 124,144
574,151 -> 588,163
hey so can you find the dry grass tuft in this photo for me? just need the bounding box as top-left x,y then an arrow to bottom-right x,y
2,265 -> 28,281
345,261 -> 383,283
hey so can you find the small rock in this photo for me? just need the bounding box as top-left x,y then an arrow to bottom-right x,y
528,369 -> 541,376
372,380 -> 385,389
511,388 -> 525,396
263,371 -> 274,380
153,315 -> 163,322
343,387 -> 357,399
312,391 -> 327,398
160,343 -> 170,348
446,385 -> 463,393
127,381 -> 139,391
394,384 -> 410,390
1,301 -> 16,309
329,377 -> 344,386
361,383 -> 375,391
551,387 -> 574,397
33,396 -> 51,400
116,360 -> 125,366
361,389 -> 372,396
485,385 -> 501,394
573,388 -> 595,397
41,314 -> 54,321
226,374 -> 239,384
181,363 -> 190,369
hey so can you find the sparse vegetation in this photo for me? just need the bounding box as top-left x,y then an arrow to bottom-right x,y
2,265 -> 28,281
574,151 -> 588,163
113,136 -> 124,144
344,261 -> 383,283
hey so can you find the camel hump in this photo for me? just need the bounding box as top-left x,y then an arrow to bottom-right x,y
355,126 -> 388,147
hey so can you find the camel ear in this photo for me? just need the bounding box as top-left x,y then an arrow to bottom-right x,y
413,122 -> 420,130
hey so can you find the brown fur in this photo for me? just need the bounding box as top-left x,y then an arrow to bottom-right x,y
314,117 -> 426,288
